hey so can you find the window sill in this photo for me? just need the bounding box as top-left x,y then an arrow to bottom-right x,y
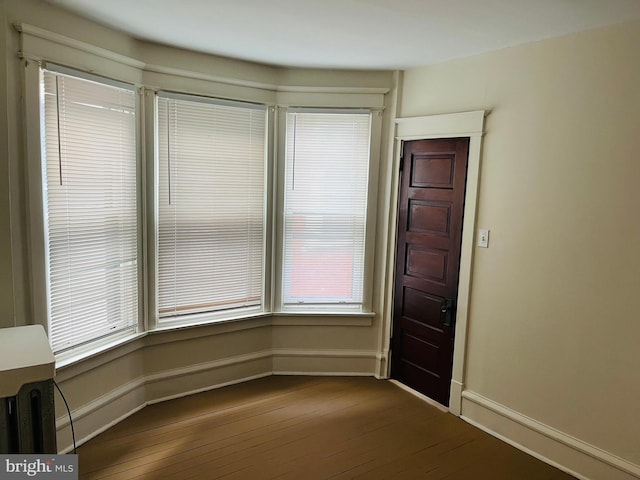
153,310 -> 375,332
272,311 -> 374,326
55,331 -> 146,372
152,309 -> 270,333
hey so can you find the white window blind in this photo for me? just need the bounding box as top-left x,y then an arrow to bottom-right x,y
41,69 -> 139,354
283,110 -> 371,308
157,93 -> 266,320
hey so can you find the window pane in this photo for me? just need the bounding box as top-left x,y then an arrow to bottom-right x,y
157,94 -> 266,320
41,69 -> 138,354
283,111 -> 371,307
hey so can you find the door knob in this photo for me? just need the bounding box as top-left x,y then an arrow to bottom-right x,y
441,298 -> 454,327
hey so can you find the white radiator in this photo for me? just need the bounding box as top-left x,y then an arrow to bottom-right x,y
0,325 -> 56,453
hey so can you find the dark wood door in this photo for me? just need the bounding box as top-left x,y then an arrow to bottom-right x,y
391,138 -> 469,406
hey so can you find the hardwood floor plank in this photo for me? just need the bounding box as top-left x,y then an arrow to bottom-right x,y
77,376 -> 574,480
135,383 -> 413,479
80,378 -> 347,472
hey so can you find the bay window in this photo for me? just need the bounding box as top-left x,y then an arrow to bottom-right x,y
27,42 -> 381,361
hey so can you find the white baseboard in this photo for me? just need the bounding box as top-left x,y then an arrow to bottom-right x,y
462,390 -> 640,480
147,372 -> 273,406
55,377 -> 144,429
144,350 -> 272,387
56,380 -> 146,453
56,371 -> 274,453
58,404 -> 146,454
271,348 -> 379,359
55,348 -> 379,452
272,348 -> 378,376
273,371 -> 373,376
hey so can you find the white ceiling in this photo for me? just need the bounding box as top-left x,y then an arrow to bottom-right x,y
46,0 -> 640,69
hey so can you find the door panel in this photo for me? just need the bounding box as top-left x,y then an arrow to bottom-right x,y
391,138 -> 469,406
406,246 -> 448,284
400,334 -> 440,370
408,200 -> 451,235
402,288 -> 444,331
411,154 -> 456,187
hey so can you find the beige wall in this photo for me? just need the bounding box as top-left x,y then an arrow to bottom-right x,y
401,20 -> 640,468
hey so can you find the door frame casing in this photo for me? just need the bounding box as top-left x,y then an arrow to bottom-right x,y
382,111 -> 485,416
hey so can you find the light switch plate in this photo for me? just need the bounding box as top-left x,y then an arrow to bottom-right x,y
477,229 -> 490,248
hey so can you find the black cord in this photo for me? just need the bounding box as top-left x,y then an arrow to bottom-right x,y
53,380 -> 77,454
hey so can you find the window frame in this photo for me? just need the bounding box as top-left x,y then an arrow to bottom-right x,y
24,61 -> 145,363
149,90 -> 273,329
273,106 -> 382,314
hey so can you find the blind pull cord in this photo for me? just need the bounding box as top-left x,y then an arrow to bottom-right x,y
167,105 -> 172,205
55,76 -> 63,186
291,114 -> 297,191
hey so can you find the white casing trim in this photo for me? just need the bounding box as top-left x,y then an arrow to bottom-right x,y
395,111 -> 485,139
374,349 -> 390,380
387,110 -> 486,417
449,380 -> 464,415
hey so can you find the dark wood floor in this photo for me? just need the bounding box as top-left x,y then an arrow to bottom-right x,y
77,376 -> 574,479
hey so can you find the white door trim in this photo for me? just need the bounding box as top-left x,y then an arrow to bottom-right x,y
386,110 -> 486,416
